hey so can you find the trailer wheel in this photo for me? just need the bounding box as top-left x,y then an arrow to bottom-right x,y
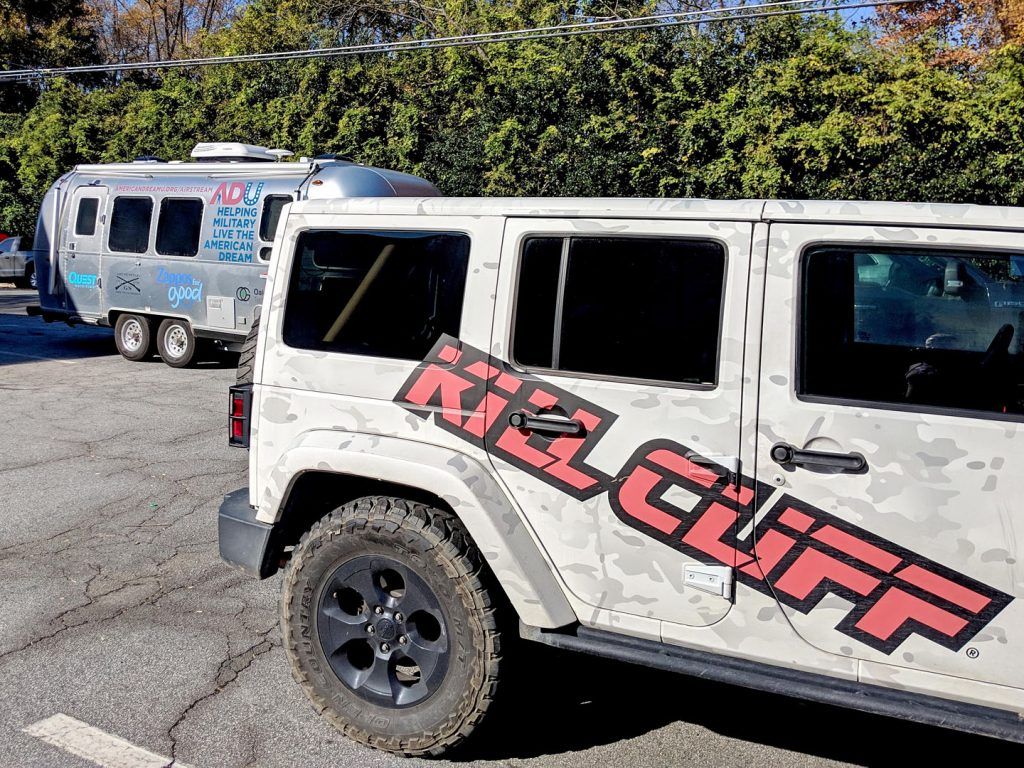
114,314 -> 153,362
157,318 -> 197,368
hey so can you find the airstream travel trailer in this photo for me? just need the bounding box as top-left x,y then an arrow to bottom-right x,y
30,143 -> 439,366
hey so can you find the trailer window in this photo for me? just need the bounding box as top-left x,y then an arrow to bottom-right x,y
75,198 -> 99,236
156,198 -> 203,257
259,195 -> 291,244
109,197 -> 153,254
283,229 -> 470,360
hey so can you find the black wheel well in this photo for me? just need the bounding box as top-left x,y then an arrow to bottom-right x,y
270,471 -> 459,565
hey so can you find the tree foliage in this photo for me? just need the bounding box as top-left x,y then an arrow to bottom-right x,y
2,0 -> 1024,238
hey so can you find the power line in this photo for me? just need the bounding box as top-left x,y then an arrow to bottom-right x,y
0,0 -> 914,83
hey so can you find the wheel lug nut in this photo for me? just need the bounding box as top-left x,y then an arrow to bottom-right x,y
366,624 -> 375,634
394,612 -> 403,623
374,605 -> 384,615
380,642 -> 390,653
398,635 -> 408,645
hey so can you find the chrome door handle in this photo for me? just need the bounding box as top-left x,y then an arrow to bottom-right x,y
771,442 -> 867,473
508,411 -> 584,437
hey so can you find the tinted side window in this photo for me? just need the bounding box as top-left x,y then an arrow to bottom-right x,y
283,230 -> 470,360
259,195 -> 291,243
802,246 -> 1024,417
512,238 -> 562,368
156,198 -> 203,257
109,197 -> 153,254
513,236 -> 727,385
75,198 -> 99,236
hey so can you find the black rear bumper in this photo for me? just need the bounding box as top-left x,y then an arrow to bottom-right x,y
218,487 -> 277,578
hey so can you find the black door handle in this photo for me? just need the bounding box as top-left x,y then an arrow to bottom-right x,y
770,442 -> 867,473
508,410 -> 584,437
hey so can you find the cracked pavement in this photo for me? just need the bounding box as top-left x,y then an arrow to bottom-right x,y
0,287 -> 1021,768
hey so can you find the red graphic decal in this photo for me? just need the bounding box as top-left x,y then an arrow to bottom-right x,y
774,548 -> 881,600
396,337 -> 1013,655
856,588 -> 969,641
812,526 -> 901,573
394,337 -> 614,500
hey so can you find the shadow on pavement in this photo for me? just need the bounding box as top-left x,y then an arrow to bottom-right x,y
454,644 -> 1023,764
0,311 -> 116,366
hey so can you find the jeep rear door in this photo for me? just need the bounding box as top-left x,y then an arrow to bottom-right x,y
486,217 -> 756,635
755,221 -> 1023,697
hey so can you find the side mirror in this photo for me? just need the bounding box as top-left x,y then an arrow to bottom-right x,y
944,259 -> 966,297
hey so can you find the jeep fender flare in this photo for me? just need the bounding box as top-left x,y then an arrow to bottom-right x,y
259,430 -> 577,629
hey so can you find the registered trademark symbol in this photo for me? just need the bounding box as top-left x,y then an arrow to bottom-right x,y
966,647 -> 980,659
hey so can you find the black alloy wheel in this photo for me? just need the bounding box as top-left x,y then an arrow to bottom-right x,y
317,555 -> 449,708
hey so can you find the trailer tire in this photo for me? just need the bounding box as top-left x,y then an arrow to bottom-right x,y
282,495 -> 505,757
114,314 -> 154,362
156,318 -> 197,368
235,313 -> 260,385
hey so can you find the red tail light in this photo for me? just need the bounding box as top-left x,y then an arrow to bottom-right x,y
228,385 -> 252,448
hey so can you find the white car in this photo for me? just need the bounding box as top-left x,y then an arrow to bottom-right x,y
0,237 -> 35,288
219,197 -> 1024,756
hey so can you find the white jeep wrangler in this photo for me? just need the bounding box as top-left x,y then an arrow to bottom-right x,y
219,197 -> 1024,755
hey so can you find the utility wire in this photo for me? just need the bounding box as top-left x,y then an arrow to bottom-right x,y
0,0 -> 915,83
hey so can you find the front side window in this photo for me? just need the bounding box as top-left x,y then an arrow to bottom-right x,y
156,198 -> 203,257
108,197 -> 153,254
283,230 -> 470,360
75,198 -> 99,236
801,245 -> 1024,417
513,236 -> 727,386
259,195 -> 292,244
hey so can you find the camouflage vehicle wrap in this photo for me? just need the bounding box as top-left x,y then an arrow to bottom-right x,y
220,197 -> 1024,749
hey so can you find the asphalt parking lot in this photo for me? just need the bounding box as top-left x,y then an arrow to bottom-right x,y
0,285 -> 1020,767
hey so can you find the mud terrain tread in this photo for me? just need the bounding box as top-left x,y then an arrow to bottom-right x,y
235,314 -> 260,385
281,495 -> 503,757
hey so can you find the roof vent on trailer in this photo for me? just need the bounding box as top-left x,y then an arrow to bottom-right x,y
190,142 -> 294,163
133,155 -> 166,163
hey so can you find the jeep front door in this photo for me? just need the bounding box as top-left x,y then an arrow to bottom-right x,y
755,223 -> 1023,692
486,217 -> 755,631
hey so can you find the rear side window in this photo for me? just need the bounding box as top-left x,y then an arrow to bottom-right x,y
156,198 -> 203,257
259,195 -> 291,242
513,236 -> 727,386
801,245 -> 1024,418
283,230 -> 470,360
108,197 -> 153,253
75,198 -> 99,236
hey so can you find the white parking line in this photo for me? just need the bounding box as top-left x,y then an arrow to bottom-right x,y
23,714 -> 193,768
0,349 -> 77,365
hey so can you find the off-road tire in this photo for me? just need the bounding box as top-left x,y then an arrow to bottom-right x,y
282,496 -> 504,757
156,317 -> 197,368
235,313 -> 259,384
114,314 -> 153,362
